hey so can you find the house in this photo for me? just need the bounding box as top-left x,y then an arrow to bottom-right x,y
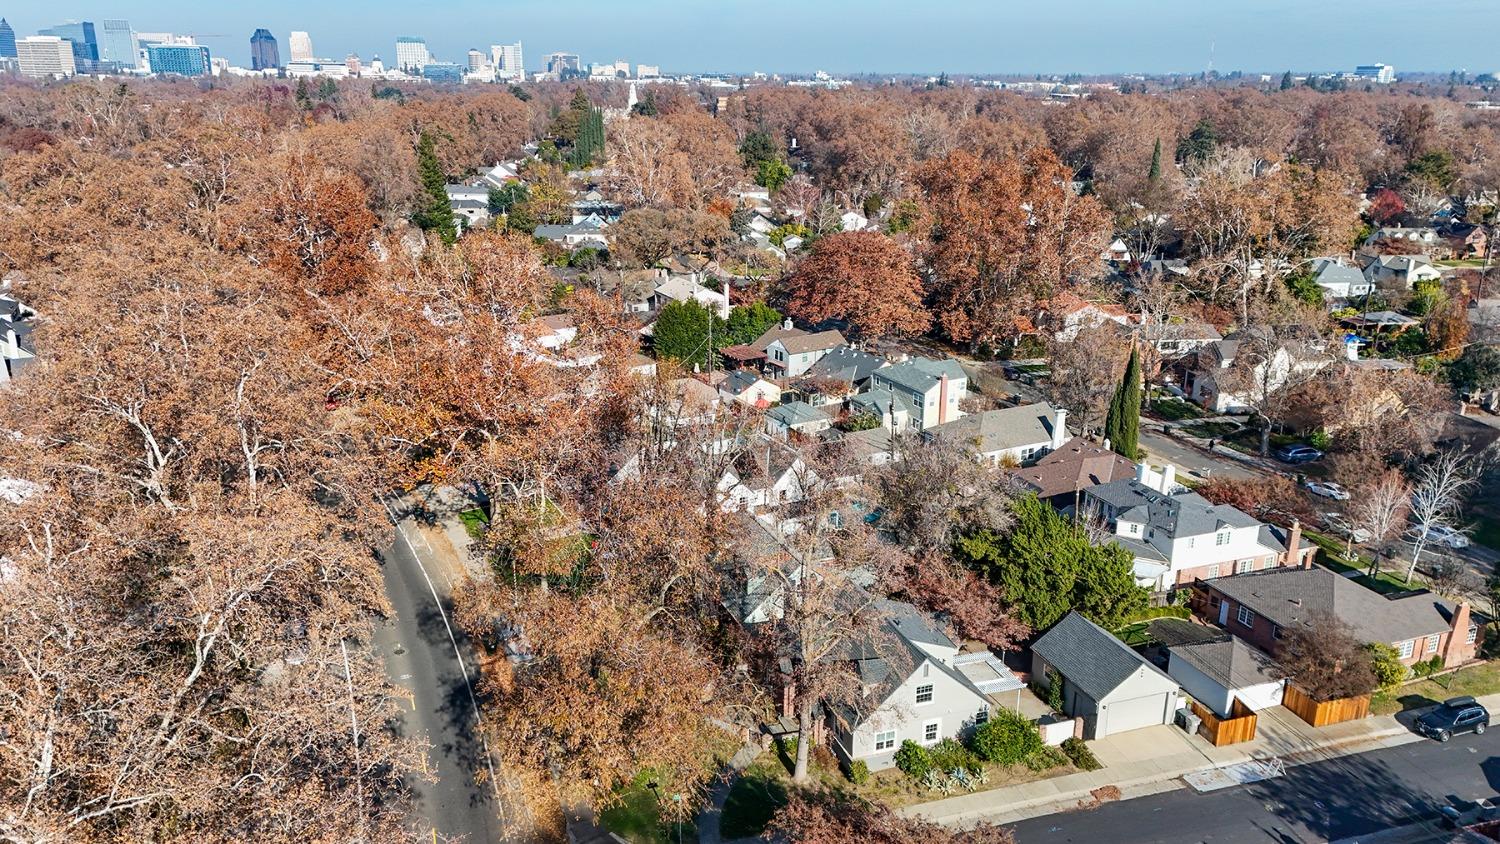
1194,567 -> 1484,671
836,426 -> 903,467
478,161 -> 523,189
446,184 -> 492,229
527,314 -> 577,350
925,403 -> 1070,466
720,369 -> 781,408
1160,626 -> 1286,718
1364,227 -> 1444,256
0,295 -> 37,382
1042,291 -> 1133,341
847,389 -> 913,433
1011,437 -> 1137,512
1363,254 -> 1443,290
838,210 -> 870,232
1188,329 -> 1332,413
1030,611 -> 1181,739
867,356 -> 967,431
1102,238 -> 1133,264
717,442 -> 813,512
657,378 -> 721,427
534,216 -> 609,249
1342,310 -> 1420,334
766,400 -> 834,438
1440,222 -> 1488,258
570,195 -> 624,224
1140,257 -> 1191,279
830,599 -> 1014,770
1309,257 -> 1373,300
652,273 -> 731,320
1083,463 -> 1315,590
765,330 -> 847,378
1140,320 -> 1222,358
803,346 -> 887,393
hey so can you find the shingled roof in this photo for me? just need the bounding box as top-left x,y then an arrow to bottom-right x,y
1031,611 -> 1173,702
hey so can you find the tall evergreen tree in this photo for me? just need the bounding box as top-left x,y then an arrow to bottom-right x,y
413,131 -> 457,244
1280,70 -> 1294,91
1147,138 -> 1162,182
1104,345 -> 1142,459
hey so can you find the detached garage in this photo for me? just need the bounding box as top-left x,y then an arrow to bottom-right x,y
1031,611 -> 1182,740
1167,635 -> 1285,718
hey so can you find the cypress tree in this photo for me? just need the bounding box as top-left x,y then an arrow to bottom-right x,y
1280,71 -> 1294,91
1147,138 -> 1161,182
413,131 -> 457,244
1104,345 -> 1142,459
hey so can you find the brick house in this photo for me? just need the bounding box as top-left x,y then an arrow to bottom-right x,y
1192,567 -> 1483,670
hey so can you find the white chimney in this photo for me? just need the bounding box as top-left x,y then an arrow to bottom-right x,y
1051,407 -> 1069,451
1161,464 -> 1177,493
782,318 -> 793,330
1136,461 -> 1150,484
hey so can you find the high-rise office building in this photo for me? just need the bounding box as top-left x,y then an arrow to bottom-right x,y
99,20 -> 135,68
490,41 -> 523,80
16,35 -> 75,78
288,31 -> 313,62
1354,63 -> 1396,84
147,42 -> 211,77
39,21 -> 97,71
395,36 -> 428,72
545,51 -> 579,74
0,19 -> 15,59
420,61 -> 463,84
250,28 -> 279,70
467,48 -> 486,71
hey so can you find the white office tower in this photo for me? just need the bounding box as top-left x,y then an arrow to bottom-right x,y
17,36 -> 75,78
467,48 -> 486,70
395,36 -> 428,72
491,41 -> 522,80
288,31 -> 313,62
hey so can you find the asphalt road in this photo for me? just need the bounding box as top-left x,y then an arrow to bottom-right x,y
1140,427 -> 1259,482
1011,728 -> 1500,843
375,512 -> 507,843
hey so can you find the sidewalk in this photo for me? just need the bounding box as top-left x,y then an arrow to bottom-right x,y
904,693 -> 1500,828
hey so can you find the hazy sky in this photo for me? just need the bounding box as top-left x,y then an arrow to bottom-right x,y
2,0 -> 1497,75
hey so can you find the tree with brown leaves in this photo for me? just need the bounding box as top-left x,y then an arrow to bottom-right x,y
785,230 -> 931,338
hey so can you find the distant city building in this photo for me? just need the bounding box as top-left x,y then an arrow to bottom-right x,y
367,55 -> 385,74
39,21 -> 97,72
147,42 -> 211,77
467,48 -> 486,70
395,36 -> 428,72
491,41 -> 523,80
287,31 -> 313,63
99,20 -> 135,68
1354,63 -> 1396,84
250,28 -> 279,71
637,64 -> 660,79
0,19 -> 15,59
420,61 -> 463,83
16,35 -> 75,78
545,51 -> 579,74
345,53 -> 361,76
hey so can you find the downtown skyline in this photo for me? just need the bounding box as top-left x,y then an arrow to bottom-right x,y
0,0 -> 1496,76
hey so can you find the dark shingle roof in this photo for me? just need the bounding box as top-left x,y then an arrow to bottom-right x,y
1207,567 -> 1459,644
1013,437 -> 1136,498
806,346 -> 886,384
926,402 -> 1062,454
1031,611 -> 1173,701
1169,636 -> 1281,690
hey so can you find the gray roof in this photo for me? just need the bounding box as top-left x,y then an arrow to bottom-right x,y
1091,479 -> 1260,540
806,346 -> 886,384
768,400 -> 824,427
871,357 -> 966,395
1169,636 -> 1281,690
1310,258 -> 1366,288
723,369 -> 768,395
775,330 -> 847,355
1350,311 -> 1419,327
926,402 -> 1063,454
1031,611 -> 1173,702
849,388 -> 916,418
1206,567 -> 1461,644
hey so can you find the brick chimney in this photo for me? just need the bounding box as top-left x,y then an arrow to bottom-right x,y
1443,601 -> 1473,668
1285,519 -> 1305,568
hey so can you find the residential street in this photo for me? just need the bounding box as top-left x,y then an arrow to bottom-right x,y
1139,427 -> 1258,482
1010,728 -> 1500,843
375,507 -> 510,843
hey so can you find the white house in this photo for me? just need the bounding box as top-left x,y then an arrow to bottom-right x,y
535,216 -> 609,249
1031,612 -> 1181,740
764,330 -> 847,378
839,210 -> 870,232
867,357 -> 967,431
765,400 -> 834,438
717,443 -> 813,513
1363,254 -> 1443,290
479,161 -> 523,189
1165,634 -> 1285,718
925,404 -> 1070,466
720,369 -> 781,408
652,273 -> 731,320
1082,463 -> 1314,590
1043,292 -> 1133,341
1189,330 -> 1332,413
1102,238 -> 1133,264
1309,257 -> 1373,300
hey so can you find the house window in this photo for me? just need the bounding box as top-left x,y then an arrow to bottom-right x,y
1216,531 -> 1232,546
1235,559 -> 1253,575
874,730 -> 896,751
974,708 -> 989,725
1127,523 -> 1140,536
1468,626 -> 1479,645
1209,595 -> 1221,609
1273,625 -> 1285,640
1398,639 -> 1415,659
1426,635 -> 1440,654
1019,446 -> 1037,462
923,720 -> 941,744
1236,605 -> 1254,627
1206,564 -> 1220,579
915,684 -> 933,704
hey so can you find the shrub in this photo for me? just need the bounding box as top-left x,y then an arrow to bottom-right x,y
1366,642 -> 1408,693
893,740 -> 933,780
1061,737 -> 1101,771
1024,745 -> 1068,773
1046,670 -> 1065,713
969,709 -> 1043,765
845,759 -> 870,785
1413,655 -> 1445,679
928,738 -> 980,774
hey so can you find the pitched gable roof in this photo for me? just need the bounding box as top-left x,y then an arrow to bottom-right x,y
775,329 -> 847,355
926,402 -> 1062,454
1031,611 -> 1174,702
1169,635 -> 1281,690
1207,567 -> 1462,644
806,346 -> 886,384
1014,437 -> 1137,498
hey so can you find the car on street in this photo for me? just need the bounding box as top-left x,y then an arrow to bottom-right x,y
1417,696 -> 1490,742
1274,444 -> 1324,464
1305,480 -> 1350,500
1407,523 -> 1472,549
1321,513 -> 1372,543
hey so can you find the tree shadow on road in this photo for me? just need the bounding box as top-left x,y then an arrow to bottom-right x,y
1245,752 -> 1426,840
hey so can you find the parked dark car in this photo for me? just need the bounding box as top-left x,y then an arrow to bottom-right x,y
1416,696 -> 1490,742
1273,444 -> 1324,464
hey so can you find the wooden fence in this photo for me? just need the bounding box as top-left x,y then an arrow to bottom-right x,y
1190,698 -> 1258,746
1283,684 -> 1370,727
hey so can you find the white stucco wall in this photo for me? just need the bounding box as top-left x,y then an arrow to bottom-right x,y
834,659 -> 989,770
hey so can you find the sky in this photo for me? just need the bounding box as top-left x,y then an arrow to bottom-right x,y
1,0 -> 1497,76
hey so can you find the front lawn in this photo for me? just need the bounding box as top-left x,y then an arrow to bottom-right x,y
457,507 -> 489,540
1149,396 -> 1207,422
719,759 -> 790,840
1308,531 -> 1415,595
600,775 -> 697,844
1180,421 -> 1241,440
1371,660 -> 1500,715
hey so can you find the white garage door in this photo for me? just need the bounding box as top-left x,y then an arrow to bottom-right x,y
1235,680 -> 1286,711
1103,694 -> 1169,735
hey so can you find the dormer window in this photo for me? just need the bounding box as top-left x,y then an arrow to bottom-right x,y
1215,530 -> 1231,546
1126,523 -> 1140,536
